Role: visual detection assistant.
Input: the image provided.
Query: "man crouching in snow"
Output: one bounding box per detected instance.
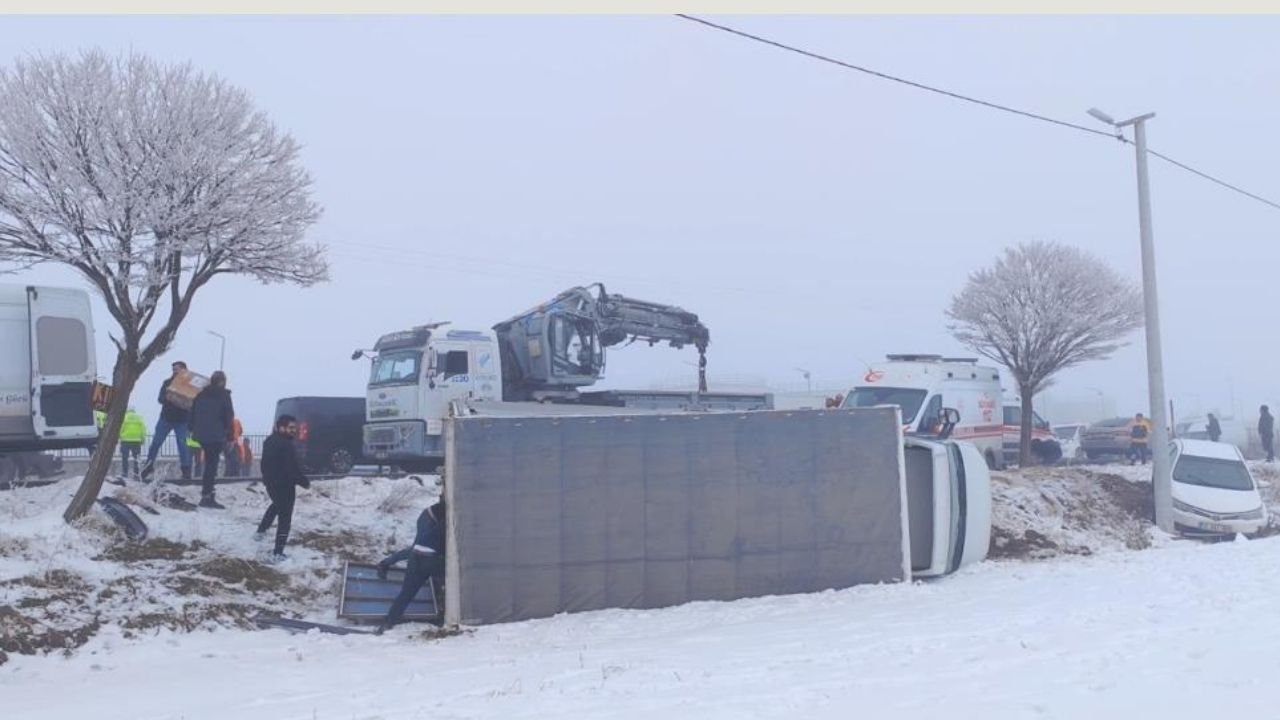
[376,497,446,633]
[256,414,311,560]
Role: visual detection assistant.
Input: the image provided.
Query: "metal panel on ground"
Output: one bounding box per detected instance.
[444,407,906,626]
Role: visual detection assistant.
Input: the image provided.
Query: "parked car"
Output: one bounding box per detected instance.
[1081,417,1133,461]
[273,397,367,475]
[1053,423,1088,463]
[1175,415,1248,451]
[1169,439,1268,537]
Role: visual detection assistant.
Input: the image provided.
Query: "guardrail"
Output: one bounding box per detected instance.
[53,434,270,458]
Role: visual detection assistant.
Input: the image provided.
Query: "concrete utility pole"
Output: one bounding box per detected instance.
[1088,107,1173,533]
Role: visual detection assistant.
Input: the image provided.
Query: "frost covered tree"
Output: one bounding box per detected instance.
[946,241,1143,467]
[0,51,325,521]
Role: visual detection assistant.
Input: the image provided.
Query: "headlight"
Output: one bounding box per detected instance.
[1173,499,1207,516]
[1238,506,1266,521]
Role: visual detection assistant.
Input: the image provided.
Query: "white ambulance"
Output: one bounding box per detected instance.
[843,354,1006,469]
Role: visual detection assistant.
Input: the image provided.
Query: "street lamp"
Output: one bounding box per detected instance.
[1088,106,1173,533]
[207,330,226,371]
[794,367,812,393]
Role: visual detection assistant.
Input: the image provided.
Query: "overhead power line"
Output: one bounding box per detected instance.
[675,14,1280,214]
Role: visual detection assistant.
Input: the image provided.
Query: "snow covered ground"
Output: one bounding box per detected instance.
[5,531,1280,719]
[4,462,1280,718]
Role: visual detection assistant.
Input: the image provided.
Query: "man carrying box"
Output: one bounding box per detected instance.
[141,361,194,482]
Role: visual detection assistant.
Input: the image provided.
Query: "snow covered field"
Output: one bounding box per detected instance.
[3,463,1279,718]
[5,532,1280,719]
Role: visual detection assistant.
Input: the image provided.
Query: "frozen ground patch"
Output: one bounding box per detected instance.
[0,474,436,665]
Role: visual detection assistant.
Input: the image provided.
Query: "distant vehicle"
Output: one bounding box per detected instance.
[1002,401,1061,465]
[273,397,367,475]
[1052,423,1089,463]
[1081,417,1134,461]
[1169,439,1268,537]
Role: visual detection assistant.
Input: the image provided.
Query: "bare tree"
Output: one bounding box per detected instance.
[946,241,1143,467]
[0,50,326,521]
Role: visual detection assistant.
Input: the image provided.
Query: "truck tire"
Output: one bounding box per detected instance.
[328,449,354,476]
[984,449,1001,471]
[0,456,15,487]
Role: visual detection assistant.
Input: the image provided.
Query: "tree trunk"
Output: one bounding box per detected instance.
[63,352,141,522]
[1019,387,1034,468]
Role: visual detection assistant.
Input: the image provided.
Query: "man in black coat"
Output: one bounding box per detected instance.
[141,361,194,481]
[190,370,235,508]
[256,414,311,559]
[1207,413,1223,443]
[376,498,447,633]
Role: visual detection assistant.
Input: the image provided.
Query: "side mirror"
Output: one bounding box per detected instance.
[937,407,961,439]
[350,349,364,361]
[426,350,438,389]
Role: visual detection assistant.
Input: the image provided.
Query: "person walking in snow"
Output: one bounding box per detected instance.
[141,361,194,482]
[119,407,147,478]
[256,415,310,559]
[376,497,447,633]
[1206,413,1222,443]
[1260,405,1275,462]
[190,370,235,509]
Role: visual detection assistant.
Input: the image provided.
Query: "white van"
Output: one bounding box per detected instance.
[1169,439,1268,537]
[844,354,1005,469]
[0,284,98,456]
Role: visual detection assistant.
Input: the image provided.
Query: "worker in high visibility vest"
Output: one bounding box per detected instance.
[119,408,147,478]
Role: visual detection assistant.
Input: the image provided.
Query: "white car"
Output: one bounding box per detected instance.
[1052,423,1088,463]
[1169,439,1269,537]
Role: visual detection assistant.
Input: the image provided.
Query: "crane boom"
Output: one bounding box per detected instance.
[492,283,710,401]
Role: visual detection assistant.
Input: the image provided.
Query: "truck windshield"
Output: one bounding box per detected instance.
[843,387,928,423]
[369,350,421,386]
[1172,455,1255,491]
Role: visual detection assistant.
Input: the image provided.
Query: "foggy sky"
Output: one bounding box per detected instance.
[2,15,1276,431]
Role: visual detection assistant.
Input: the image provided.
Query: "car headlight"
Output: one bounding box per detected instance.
[1173,499,1206,516]
[1238,506,1266,521]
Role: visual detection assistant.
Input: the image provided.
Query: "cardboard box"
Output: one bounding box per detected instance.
[165,370,209,411]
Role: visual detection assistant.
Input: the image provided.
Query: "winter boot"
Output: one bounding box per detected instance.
[180,465,193,481]
[199,494,226,510]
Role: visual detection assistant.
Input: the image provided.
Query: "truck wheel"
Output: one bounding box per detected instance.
[329,449,354,476]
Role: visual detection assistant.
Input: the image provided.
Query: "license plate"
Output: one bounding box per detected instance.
[375,451,388,459]
[1197,520,1232,533]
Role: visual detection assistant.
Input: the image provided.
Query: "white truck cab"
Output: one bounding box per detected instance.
[361,325,502,470]
[845,354,1006,469]
[904,434,992,577]
[0,284,98,476]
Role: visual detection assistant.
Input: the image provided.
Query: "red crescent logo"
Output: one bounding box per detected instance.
[864,370,884,382]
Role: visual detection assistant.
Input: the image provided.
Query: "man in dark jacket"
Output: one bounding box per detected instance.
[190,371,235,508]
[376,498,447,633]
[1207,413,1223,443]
[256,414,311,559]
[1260,405,1275,462]
[141,361,194,481]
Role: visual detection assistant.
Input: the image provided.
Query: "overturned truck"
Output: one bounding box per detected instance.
[436,402,990,626]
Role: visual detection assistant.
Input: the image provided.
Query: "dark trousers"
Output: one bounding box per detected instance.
[257,482,297,554]
[120,442,141,477]
[1265,434,1275,462]
[1128,442,1150,464]
[201,441,225,499]
[385,553,443,628]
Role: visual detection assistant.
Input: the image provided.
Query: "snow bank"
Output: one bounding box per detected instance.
[0,474,437,665]
[5,530,1280,719]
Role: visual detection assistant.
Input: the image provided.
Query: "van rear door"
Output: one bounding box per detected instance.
[27,286,95,441]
